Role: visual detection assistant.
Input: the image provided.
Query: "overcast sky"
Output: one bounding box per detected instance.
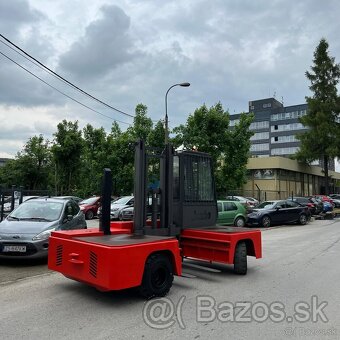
[1,0,340,159]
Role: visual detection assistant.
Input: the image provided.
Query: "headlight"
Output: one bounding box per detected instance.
[111,207,119,212]
[80,206,85,210]
[32,228,55,241]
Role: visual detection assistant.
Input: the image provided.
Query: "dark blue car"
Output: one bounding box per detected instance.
[247,200,310,228]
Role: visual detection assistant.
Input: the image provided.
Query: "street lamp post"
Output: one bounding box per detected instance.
[165,82,190,144]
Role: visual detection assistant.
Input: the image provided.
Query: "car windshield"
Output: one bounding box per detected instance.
[80,197,98,205]
[9,201,63,221]
[112,197,132,205]
[256,201,276,209]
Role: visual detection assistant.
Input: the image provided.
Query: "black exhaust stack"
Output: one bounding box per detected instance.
[99,168,112,235]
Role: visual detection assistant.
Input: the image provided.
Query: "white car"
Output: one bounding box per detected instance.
[98,196,134,220]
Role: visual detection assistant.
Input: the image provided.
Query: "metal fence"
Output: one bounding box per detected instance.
[0,186,51,222]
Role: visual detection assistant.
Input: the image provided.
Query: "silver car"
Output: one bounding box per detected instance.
[0,197,87,259]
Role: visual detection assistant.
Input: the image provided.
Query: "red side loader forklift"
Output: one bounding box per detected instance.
[48,140,262,298]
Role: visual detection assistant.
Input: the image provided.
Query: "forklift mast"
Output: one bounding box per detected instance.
[133,139,217,236]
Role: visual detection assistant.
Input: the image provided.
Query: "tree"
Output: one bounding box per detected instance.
[173,103,254,195]
[0,135,52,190]
[51,120,83,195]
[296,38,340,194]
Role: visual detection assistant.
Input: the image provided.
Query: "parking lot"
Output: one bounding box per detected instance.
[1,217,339,339]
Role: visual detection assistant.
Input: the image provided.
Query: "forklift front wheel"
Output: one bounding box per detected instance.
[139,253,174,299]
[233,241,247,275]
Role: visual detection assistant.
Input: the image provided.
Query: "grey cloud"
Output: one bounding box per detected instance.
[0,0,43,37]
[58,5,137,79]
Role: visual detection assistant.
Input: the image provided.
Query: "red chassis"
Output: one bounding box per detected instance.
[48,221,262,292]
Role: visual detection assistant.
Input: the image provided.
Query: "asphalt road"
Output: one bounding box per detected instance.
[0,219,339,340]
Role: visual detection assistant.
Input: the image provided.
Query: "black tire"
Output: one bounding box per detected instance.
[299,213,307,225]
[139,253,173,299]
[261,215,271,228]
[234,241,247,275]
[234,216,246,228]
[85,210,94,220]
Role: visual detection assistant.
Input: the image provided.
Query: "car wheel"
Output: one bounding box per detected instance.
[85,210,94,220]
[299,213,307,225]
[234,216,245,228]
[234,241,247,275]
[261,215,271,228]
[139,253,173,298]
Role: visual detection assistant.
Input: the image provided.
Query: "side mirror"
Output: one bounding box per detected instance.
[276,206,280,210]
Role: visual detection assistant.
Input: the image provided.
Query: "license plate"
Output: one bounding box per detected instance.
[2,245,26,252]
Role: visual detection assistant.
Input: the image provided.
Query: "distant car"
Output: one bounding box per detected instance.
[119,206,134,220]
[313,195,334,206]
[225,195,254,208]
[54,196,83,204]
[79,196,101,220]
[322,201,334,213]
[245,197,259,206]
[247,200,310,228]
[0,197,87,259]
[217,200,247,227]
[108,196,134,220]
[287,197,322,215]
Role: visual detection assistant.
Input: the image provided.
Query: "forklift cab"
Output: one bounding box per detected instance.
[133,140,217,236]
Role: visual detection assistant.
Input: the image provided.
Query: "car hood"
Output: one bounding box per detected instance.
[0,219,58,234]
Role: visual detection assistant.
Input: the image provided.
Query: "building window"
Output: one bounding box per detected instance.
[250,132,269,141]
[271,110,307,121]
[249,121,269,130]
[271,123,304,132]
[271,147,299,155]
[250,143,270,152]
[263,103,272,108]
[271,135,297,143]
[253,169,275,179]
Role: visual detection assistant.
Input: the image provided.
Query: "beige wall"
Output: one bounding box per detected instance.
[242,157,340,200]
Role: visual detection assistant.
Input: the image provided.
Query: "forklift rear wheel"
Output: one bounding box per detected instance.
[139,253,174,299]
[233,241,247,275]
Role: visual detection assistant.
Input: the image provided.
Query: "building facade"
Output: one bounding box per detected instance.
[230,98,335,170]
[244,157,340,200]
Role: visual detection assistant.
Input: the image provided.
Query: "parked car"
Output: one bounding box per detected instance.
[79,196,101,220]
[119,206,134,220]
[287,196,322,215]
[0,197,87,259]
[225,195,254,208]
[108,196,134,220]
[322,201,334,213]
[116,197,161,221]
[54,196,83,204]
[247,200,310,228]
[245,197,259,207]
[217,200,247,227]
[313,195,334,206]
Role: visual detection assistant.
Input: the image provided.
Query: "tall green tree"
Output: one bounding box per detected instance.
[296,38,340,194]
[51,120,83,195]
